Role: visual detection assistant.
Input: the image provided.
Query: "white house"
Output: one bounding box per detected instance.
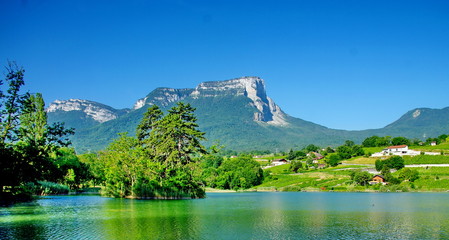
[386,145,409,154]
[271,159,288,166]
[371,145,420,157]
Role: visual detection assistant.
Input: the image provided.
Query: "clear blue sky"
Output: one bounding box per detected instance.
[1,0,448,130]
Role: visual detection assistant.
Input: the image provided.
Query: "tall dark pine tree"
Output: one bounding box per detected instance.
[139,102,207,198]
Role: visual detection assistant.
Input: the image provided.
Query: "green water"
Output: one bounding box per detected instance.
[1,192,448,239]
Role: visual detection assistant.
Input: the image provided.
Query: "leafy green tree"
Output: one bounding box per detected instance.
[289,160,303,173]
[376,136,391,147]
[362,136,381,147]
[286,149,296,160]
[344,140,355,147]
[388,156,405,170]
[352,171,372,186]
[438,134,448,142]
[336,145,352,159]
[327,154,341,167]
[52,148,92,189]
[78,153,105,186]
[324,147,335,154]
[304,144,320,153]
[391,137,411,146]
[99,133,146,197]
[0,62,29,143]
[375,156,404,171]
[375,159,383,172]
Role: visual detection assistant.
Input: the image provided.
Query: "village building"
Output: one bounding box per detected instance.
[308,152,324,164]
[369,175,387,185]
[371,145,420,157]
[270,159,288,167]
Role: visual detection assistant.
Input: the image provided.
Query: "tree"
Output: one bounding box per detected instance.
[375,156,404,171]
[0,62,74,202]
[0,61,29,143]
[304,144,320,153]
[352,171,372,186]
[391,137,410,146]
[286,149,296,160]
[362,136,381,147]
[327,154,341,167]
[136,105,163,142]
[438,134,448,142]
[336,145,352,159]
[344,140,355,147]
[99,133,146,197]
[289,160,303,173]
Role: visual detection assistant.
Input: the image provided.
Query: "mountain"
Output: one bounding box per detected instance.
[379,107,449,139]
[46,99,129,130]
[47,77,449,153]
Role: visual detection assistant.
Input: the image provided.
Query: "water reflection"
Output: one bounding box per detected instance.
[1,193,449,239]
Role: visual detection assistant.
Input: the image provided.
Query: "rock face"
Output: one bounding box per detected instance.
[133,76,288,125]
[46,99,122,123]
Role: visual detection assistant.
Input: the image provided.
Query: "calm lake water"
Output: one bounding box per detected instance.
[1,192,448,239]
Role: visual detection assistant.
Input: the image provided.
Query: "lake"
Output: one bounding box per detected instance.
[1,192,448,239]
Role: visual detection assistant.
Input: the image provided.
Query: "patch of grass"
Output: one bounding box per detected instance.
[259,171,350,190]
[341,157,376,165]
[410,142,449,153]
[266,164,292,174]
[414,167,449,177]
[403,155,449,164]
[414,178,449,191]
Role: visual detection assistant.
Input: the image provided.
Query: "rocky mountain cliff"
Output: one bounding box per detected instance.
[47,77,449,153]
[132,77,287,125]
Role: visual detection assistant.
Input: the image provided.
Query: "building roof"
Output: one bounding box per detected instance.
[272,159,287,162]
[386,145,408,149]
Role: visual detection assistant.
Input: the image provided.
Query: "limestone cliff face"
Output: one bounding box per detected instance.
[48,77,288,126]
[133,88,193,109]
[46,99,123,123]
[134,76,288,125]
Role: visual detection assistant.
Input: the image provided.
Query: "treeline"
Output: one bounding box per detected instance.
[0,62,87,204]
[362,135,448,148]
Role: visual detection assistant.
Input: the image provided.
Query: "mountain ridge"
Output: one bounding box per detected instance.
[46,77,449,153]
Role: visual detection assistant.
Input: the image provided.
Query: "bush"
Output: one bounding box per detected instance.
[26,181,70,195]
[279,186,302,192]
[375,156,404,171]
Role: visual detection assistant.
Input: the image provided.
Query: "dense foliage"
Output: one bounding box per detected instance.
[201,155,264,190]
[327,140,365,166]
[375,156,405,171]
[362,134,448,148]
[0,62,76,203]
